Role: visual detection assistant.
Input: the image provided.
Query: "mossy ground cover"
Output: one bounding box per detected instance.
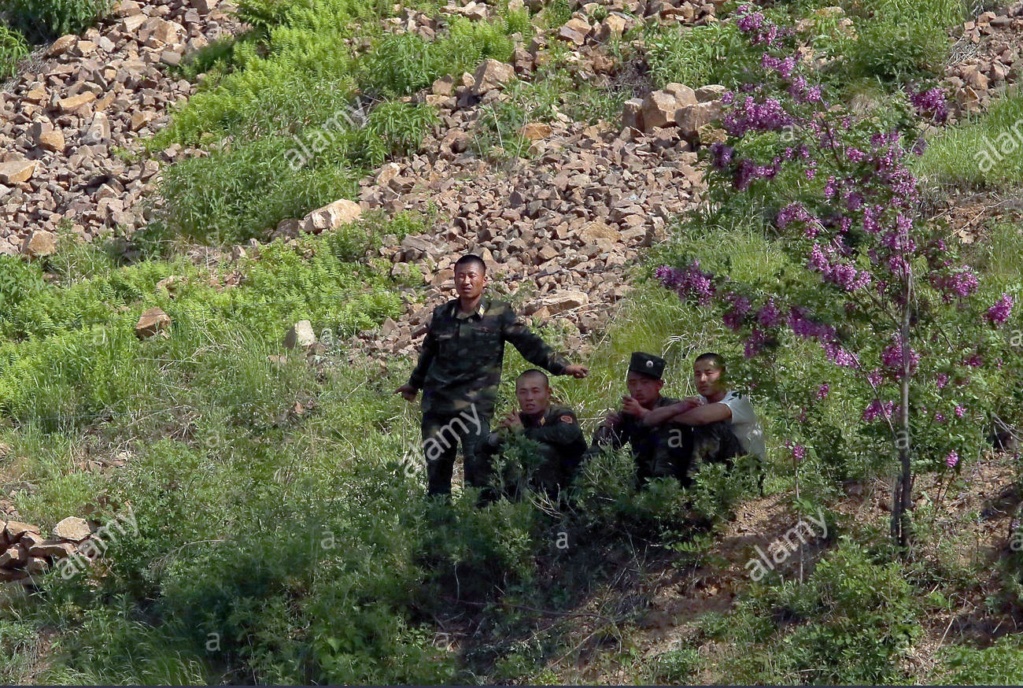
[2,0,1023,683]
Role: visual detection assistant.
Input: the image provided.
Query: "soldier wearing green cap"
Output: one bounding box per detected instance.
[588,351,689,487]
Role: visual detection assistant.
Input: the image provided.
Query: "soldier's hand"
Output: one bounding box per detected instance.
[499,410,522,430]
[621,395,648,418]
[602,411,622,428]
[395,384,419,402]
[564,364,589,379]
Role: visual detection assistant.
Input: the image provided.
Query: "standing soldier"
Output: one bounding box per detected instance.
[395,254,589,502]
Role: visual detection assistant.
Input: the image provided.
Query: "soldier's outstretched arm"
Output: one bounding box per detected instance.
[643,399,700,426]
[501,308,571,375]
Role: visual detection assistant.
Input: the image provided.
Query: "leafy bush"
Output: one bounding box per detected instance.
[4,0,113,42]
[645,21,754,89]
[915,90,1023,190]
[160,133,361,243]
[845,0,967,82]
[357,16,518,98]
[365,100,439,157]
[650,645,702,683]
[764,539,922,683]
[938,634,1023,684]
[357,33,441,98]
[0,25,28,81]
[654,6,1018,546]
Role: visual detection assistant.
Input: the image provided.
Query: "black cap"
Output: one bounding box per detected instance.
[629,352,665,380]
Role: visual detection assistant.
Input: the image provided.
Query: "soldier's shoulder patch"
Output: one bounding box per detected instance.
[559,414,575,424]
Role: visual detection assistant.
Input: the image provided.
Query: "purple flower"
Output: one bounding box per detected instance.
[954,404,966,418]
[931,267,979,302]
[822,341,859,368]
[935,373,949,389]
[761,53,796,79]
[744,327,768,358]
[735,5,765,33]
[757,298,782,328]
[986,293,1014,326]
[792,444,806,460]
[656,261,715,305]
[909,86,949,124]
[946,450,959,469]
[788,308,836,341]
[867,369,883,387]
[965,354,983,368]
[777,202,813,229]
[723,96,793,137]
[880,335,919,377]
[934,412,945,423]
[863,399,895,422]
[710,142,734,169]
[816,383,829,401]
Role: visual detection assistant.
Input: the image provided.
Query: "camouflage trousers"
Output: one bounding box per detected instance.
[421,408,492,499]
[673,421,746,486]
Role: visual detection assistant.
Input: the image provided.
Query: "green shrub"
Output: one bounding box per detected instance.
[915,90,1023,190]
[4,0,113,42]
[160,133,360,243]
[650,645,702,683]
[645,21,754,89]
[357,16,518,98]
[357,32,441,98]
[845,0,967,82]
[365,100,439,157]
[0,25,29,81]
[938,634,1023,684]
[766,539,922,683]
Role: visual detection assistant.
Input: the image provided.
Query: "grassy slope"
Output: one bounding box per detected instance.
[1,0,1023,684]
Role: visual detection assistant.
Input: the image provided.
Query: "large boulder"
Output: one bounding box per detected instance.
[135,307,171,339]
[472,59,515,95]
[53,517,91,542]
[301,199,362,234]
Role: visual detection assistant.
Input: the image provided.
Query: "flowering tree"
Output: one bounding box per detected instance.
[656,5,1017,548]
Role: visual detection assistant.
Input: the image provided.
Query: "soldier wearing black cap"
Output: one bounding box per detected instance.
[588,351,689,487]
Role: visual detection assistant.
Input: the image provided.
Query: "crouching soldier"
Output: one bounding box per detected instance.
[481,370,587,501]
[642,352,766,489]
[588,352,690,488]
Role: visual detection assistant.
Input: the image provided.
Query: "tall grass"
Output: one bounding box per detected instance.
[915,89,1023,190]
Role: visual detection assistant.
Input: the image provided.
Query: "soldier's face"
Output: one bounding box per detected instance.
[694,360,724,397]
[516,375,551,415]
[454,263,486,300]
[626,372,663,406]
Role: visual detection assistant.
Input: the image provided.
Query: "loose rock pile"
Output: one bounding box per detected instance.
[0,517,93,584]
[0,0,244,256]
[340,95,707,359]
[943,5,1023,117]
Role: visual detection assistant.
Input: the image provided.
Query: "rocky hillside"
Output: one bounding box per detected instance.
[1,0,1023,684]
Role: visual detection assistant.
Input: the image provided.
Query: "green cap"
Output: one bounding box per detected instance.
[629,352,665,380]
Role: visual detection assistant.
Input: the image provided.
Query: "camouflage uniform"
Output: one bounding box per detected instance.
[482,406,587,499]
[408,297,570,497]
[589,395,688,486]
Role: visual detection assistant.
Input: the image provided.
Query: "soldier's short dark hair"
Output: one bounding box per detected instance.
[517,369,549,386]
[454,254,487,274]
[695,352,726,374]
